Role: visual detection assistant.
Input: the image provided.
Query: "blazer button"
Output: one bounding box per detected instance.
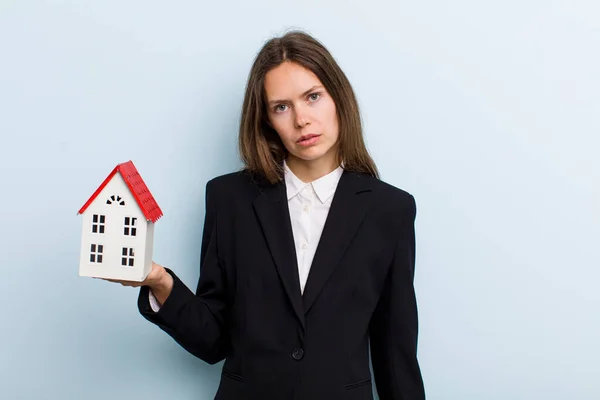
[291,348,304,360]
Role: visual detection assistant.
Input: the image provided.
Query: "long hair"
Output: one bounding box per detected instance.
[238,30,379,184]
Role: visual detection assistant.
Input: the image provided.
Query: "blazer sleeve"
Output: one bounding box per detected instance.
[369,194,426,399]
[138,179,229,365]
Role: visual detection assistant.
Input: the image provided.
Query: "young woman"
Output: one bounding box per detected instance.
[110,30,425,399]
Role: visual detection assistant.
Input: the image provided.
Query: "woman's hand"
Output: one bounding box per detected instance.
[101,261,174,305]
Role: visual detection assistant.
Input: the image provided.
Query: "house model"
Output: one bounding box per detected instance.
[77,160,163,281]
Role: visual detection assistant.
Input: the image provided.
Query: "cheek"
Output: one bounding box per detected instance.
[323,101,339,135]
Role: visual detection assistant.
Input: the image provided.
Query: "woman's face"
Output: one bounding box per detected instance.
[264,61,339,166]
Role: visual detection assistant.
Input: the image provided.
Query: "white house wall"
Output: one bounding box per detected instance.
[144,221,155,277]
[79,173,151,281]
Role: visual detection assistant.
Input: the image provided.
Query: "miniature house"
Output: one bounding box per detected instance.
[77,161,163,281]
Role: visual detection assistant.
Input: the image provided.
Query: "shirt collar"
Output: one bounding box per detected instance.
[283,159,344,204]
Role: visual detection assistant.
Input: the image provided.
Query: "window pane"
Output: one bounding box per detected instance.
[132,218,137,226]
[98,245,103,253]
[90,254,95,262]
[124,217,130,225]
[97,255,103,263]
[100,215,105,223]
[129,248,134,257]
[91,244,96,252]
[128,258,134,267]
[99,225,105,234]
[93,215,98,223]
[122,248,127,256]
[122,258,127,266]
[92,225,97,233]
[124,227,129,235]
[131,228,137,236]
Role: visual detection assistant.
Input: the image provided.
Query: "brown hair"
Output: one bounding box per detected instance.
[238,30,379,184]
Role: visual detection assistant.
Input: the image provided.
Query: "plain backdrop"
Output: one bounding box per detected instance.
[1,1,598,399]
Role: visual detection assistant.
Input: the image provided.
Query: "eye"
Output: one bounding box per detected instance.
[308,92,321,102]
[274,104,288,113]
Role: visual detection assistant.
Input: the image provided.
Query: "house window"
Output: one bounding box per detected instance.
[122,247,135,267]
[92,214,105,234]
[124,217,137,236]
[106,195,125,206]
[90,244,104,263]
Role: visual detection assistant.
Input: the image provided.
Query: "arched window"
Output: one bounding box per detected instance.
[106,195,125,206]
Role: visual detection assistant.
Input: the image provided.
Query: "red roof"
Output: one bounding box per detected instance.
[78,160,163,223]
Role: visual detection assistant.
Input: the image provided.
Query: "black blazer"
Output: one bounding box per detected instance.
[138,168,425,400]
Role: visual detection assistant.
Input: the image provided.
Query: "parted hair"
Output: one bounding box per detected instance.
[238,30,379,184]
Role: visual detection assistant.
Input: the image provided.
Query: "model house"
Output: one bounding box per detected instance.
[77,160,163,281]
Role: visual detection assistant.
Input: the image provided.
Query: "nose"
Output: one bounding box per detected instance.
[294,105,311,129]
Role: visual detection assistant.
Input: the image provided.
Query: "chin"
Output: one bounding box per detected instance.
[291,148,334,163]
[286,139,338,161]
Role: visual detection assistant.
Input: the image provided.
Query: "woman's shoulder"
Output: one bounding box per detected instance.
[353,171,416,217]
[352,171,414,202]
[205,168,267,198]
[207,168,249,186]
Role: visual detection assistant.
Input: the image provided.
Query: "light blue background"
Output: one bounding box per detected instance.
[1,1,598,399]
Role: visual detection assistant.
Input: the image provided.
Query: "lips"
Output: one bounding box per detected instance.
[297,134,320,143]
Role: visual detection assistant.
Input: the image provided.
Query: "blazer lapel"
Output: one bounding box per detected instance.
[302,171,372,314]
[253,181,306,330]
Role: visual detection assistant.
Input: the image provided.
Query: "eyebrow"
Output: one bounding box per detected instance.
[267,85,324,106]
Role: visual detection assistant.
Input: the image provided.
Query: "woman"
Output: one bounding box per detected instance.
[111,30,425,399]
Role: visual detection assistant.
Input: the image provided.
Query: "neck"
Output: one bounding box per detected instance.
[285,154,340,183]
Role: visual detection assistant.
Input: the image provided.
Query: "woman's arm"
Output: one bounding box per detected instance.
[138,179,229,365]
[369,194,426,399]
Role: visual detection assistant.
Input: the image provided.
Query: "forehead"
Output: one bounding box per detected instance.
[264,62,323,98]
